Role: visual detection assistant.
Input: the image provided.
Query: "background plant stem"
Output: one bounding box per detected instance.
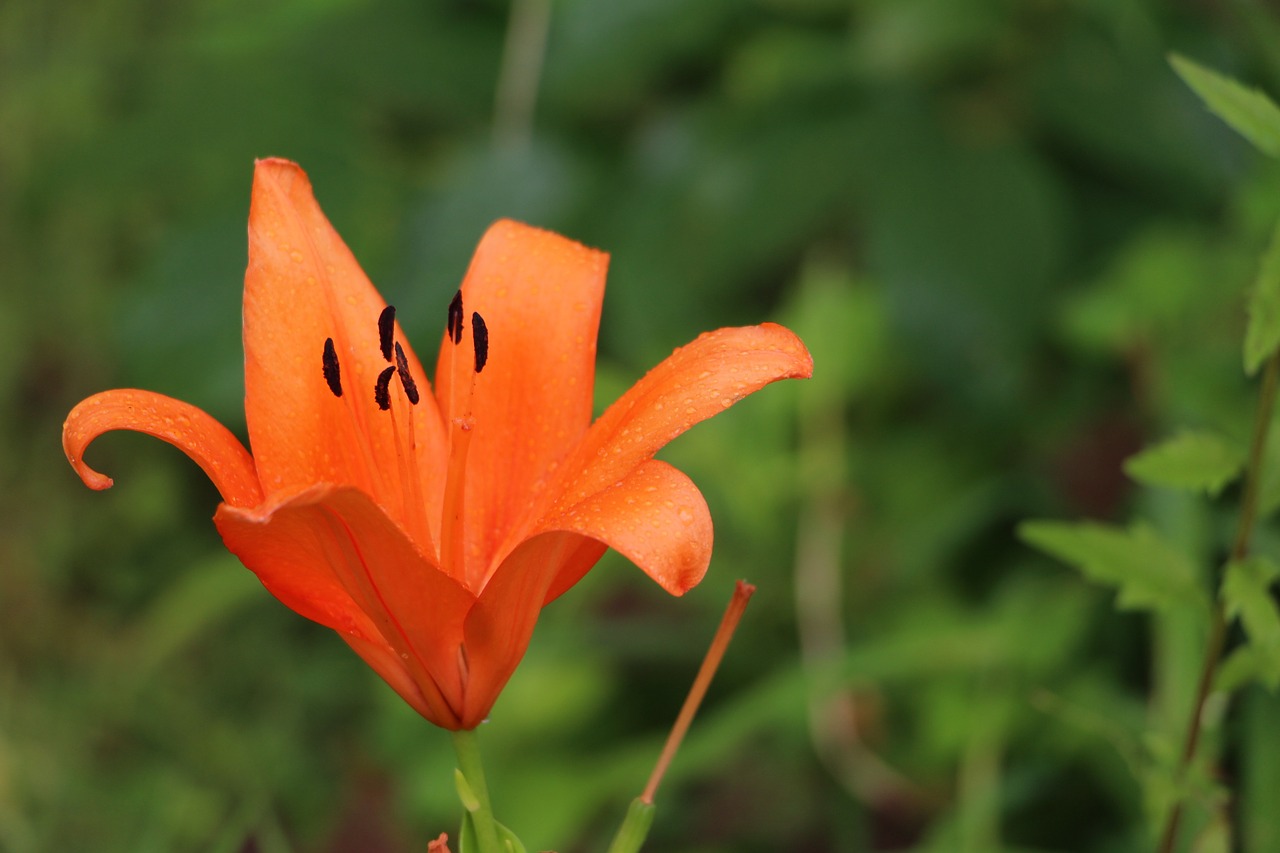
[1157,348,1280,853]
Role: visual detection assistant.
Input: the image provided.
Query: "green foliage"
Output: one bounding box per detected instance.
[1019,520,1210,616]
[1170,53,1280,158]
[459,814,527,853]
[1221,557,1280,689]
[1123,430,1245,496]
[1168,55,1280,374]
[1245,218,1280,374]
[9,0,1280,851]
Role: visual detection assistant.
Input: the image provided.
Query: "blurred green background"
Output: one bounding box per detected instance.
[5,1,1280,851]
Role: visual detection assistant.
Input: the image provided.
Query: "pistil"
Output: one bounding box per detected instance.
[440,293,489,588]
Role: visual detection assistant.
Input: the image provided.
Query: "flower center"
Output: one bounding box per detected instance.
[321,305,431,551]
[318,296,489,586]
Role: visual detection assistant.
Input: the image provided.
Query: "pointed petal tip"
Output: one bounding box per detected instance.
[253,156,303,177]
[755,321,814,379]
[250,158,313,206]
[478,218,609,268]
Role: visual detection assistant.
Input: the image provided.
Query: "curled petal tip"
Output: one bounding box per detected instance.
[63,405,116,490]
[62,389,263,508]
[65,452,114,491]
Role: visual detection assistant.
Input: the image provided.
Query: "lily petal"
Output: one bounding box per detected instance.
[435,220,608,581]
[63,389,263,508]
[550,323,813,514]
[215,485,474,727]
[343,631,447,724]
[540,459,712,601]
[461,530,596,726]
[243,159,446,551]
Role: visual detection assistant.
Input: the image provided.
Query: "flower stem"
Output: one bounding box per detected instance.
[1157,348,1280,853]
[452,728,502,853]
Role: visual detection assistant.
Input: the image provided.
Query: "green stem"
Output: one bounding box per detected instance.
[1157,348,1280,853]
[452,728,503,853]
[605,798,656,853]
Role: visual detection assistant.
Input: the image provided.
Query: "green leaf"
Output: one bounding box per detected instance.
[1123,429,1245,495]
[1019,520,1209,615]
[1245,218,1280,374]
[1215,646,1273,694]
[1169,53,1280,157]
[1222,557,1280,689]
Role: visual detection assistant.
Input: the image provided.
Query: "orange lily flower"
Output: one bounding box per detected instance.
[63,158,813,730]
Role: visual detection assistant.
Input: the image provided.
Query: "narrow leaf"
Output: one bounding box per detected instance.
[1124,429,1244,495]
[1019,520,1209,615]
[1222,557,1280,689]
[1170,53,1280,157]
[1245,218,1280,374]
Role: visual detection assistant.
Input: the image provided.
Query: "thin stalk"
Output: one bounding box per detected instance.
[452,728,502,853]
[641,580,756,805]
[606,580,756,853]
[1157,348,1280,853]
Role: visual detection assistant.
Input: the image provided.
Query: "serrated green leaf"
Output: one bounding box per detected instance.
[1170,53,1280,157]
[1222,557,1280,689]
[1245,218,1280,374]
[1019,520,1209,615]
[1123,430,1244,495]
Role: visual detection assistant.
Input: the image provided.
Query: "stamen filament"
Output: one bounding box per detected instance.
[441,404,475,585]
[388,385,433,553]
